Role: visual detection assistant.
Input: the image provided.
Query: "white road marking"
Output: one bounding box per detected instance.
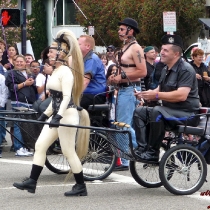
[108,173,137,184]
[0,159,33,165]
[0,181,123,191]
[1,158,209,202]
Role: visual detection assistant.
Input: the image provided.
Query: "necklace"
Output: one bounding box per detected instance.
[123,37,136,45]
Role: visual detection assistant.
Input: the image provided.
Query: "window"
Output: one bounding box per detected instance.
[54,0,77,26]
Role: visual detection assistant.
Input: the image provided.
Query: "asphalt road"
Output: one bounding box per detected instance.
[0,150,210,210]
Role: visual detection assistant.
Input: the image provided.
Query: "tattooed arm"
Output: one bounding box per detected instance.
[111,44,147,83]
[129,44,147,79]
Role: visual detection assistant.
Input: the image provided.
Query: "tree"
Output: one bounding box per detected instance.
[27,0,48,59]
[76,0,206,49]
[140,0,206,47]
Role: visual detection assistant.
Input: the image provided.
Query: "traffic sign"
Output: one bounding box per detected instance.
[1,9,20,27]
[163,11,176,32]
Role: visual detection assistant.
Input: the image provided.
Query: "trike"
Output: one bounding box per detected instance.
[0,106,209,195]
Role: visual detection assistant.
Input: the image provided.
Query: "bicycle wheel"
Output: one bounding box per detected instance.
[45,144,70,174]
[159,144,207,195]
[45,132,117,180]
[82,131,117,181]
[129,146,166,188]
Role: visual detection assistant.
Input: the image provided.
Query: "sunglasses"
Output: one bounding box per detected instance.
[107,49,114,52]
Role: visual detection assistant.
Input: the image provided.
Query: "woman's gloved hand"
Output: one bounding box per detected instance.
[37,113,49,122]
[49,114,63,128]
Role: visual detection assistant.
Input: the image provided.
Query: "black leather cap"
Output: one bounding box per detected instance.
[161,34,184,50]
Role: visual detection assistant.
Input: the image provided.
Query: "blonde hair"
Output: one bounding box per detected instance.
[55,30,90,178]
[80,34,95,49]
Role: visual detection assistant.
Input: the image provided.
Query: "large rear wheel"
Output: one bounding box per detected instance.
[159,144,207,195]
[82,131,117,181]
[45,131,117,181]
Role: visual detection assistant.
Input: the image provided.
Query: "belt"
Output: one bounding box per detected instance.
[120,63,136,68]
[118,81,140,88]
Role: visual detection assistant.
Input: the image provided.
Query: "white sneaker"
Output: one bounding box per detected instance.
[23,148,33,156]
[15,147,28,156]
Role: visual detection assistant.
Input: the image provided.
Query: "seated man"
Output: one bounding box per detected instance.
[78,35,106,110]
[133,34,200,162]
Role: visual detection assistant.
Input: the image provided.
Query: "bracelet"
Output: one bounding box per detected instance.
[121,72,127,79]
[156,93,159,100]
[23,82,25,87]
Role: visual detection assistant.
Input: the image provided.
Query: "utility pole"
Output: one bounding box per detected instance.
[21,0,26,55]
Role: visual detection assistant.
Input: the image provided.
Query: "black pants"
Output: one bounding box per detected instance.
[133,106,199,148]
[80,94,106,110]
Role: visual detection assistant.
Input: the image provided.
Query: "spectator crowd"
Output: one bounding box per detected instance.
[0,18,210,172]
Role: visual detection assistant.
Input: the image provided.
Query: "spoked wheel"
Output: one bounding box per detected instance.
[159,144,207,195]
[45,132,117,180]
[45,140,70,174]
[82,131,117,181]
[130,161,161,188]
[129,146,166,188]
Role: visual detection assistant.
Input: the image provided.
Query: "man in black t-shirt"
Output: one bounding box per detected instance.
[133,34,200,162]
[144,46,156,90]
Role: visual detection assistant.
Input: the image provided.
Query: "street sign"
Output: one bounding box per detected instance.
[88,26,94,36]
[163,11,176,32]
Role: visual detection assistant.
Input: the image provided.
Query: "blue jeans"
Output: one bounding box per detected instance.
[116,86,140,166]
[0,107,6,153]
[12,103,32,151]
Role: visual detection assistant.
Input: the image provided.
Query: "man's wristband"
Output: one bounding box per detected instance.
[23,82,25,87]
[156,93,159,100]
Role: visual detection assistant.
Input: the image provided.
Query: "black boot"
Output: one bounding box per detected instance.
[137,122,165,163]
[133,113,150,155]
[64,171,87,196]
[64,183,87,196]
[13,178,37,193]
[13,164,43,194]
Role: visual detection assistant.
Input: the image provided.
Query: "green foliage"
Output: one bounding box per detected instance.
[76,0,206,49]
[27,0,48,59]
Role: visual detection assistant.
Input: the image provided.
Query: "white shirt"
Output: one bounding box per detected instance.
[105,60,116,75]
[0,74,8,107]
[36,73,48,99]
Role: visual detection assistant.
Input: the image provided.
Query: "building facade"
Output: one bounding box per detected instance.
[44,0,105,53]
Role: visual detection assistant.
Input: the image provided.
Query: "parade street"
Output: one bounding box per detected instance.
[0,151,210,210]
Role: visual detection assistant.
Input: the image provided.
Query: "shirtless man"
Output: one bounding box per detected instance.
[108,17,146,170]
